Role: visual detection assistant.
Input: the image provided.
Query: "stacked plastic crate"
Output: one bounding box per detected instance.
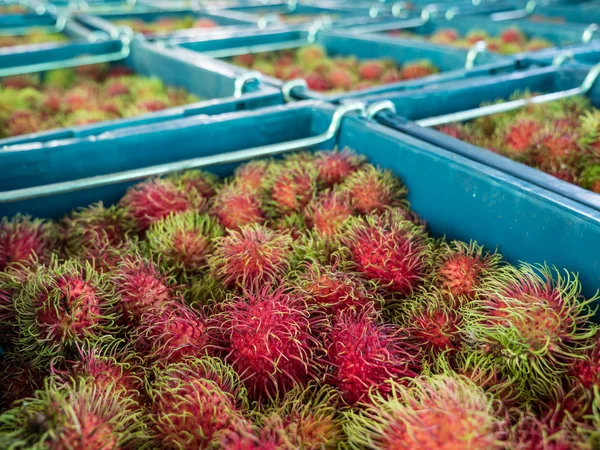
[2,1,600,449]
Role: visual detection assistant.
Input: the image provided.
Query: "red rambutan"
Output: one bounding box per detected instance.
[208,223,293,289]
[313,148,365,187]
[211,183,267,230]
[0,353,44,412]
[119,178,207,232]
[167,170,219,200]
[304,72,330,91]
[324,309,420,405]
[499,117,542,161]
[233,54,255,68]
[401,60,438,80]
[233,159,272,193]
[327,68,355,91]
[0,214,57,271]
[4,110,44,136]
[500,27,525,45]
[304,190,354,237]
[358,60,385,81]
[268,162,318,216]
[212,285,321,400]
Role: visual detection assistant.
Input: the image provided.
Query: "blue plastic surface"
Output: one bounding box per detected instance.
[75,9,257,41]
[0,39,281,146]
[345,14,598,56]
[520,41,600,66]
[0,14,98,44]
[526,2,600,24]
[354,63,600,212]
[1,101,599,300]
[174,28,517,102]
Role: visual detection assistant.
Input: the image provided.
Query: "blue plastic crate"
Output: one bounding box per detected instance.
[0,38,281,146]
[519,41,600,66]
[75,9,258,41]
[1,100,599,299]
[353,63,600,212]
[172,28,516,102]
[43,0,158,14]
[491,1,600,24]
[345,14,598,57]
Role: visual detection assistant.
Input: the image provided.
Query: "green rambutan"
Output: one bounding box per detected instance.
[112,256,175,324]
[148,356,248,449]
[291,262,380,315]
[62,202,137,271]
[133,301,211,365]
[211,183,267,230]
[14,258,121,370]
[211,285,321,401]
[268,162,318,216]
[430,240,503,305]
[182,274,227,309]
[0,214,58,271]
[343,374,507,450]
[271,212,307,240]
[297,46,327,67]
[337,166,408,215]
[579,165,600,194]
[208,223,293,289]
[343,210,432,296]
[0,377,148,450]
[145,211,223,278]
[167,170,219,200]
[324,309,421,405]
[259,383,344,449]
[304,190,354,237]
[119,178,207,232]
[464,264,597,399]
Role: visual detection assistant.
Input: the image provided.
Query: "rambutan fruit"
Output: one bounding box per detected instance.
[304,71,330,91]
[182,274,227,309]
[511,407,587,450]
[233,159,272,193]
[208,223,293,289]
[268,161,318,216]
[0,377,148,450]
[232,53,255,68]
[401,60,438,80]
[324,309,420,405]
[14,258,121,370]
[466,30,490,45]
[211,183,267,231]
[112,256,175,324]
[214,418,282,449]
[133,301,211,365]
[167,169,219,200]
[75,63,109,82]
[381,68,402,84]
[119,178,207,232]
[45,68,75,89]
[4,110,44,136]
[259,383,344,449]
[430,28,460,44]
[500,27,526,45]
[534,124,581,170]
[327,68,355,91]
[271,212,307,240]
[62,202,137,271]
[343,374,507,450]
[358,60,385,81]
[343,210,432,296]
[304,190,354,237]
[211,285,321,401]
[297,46,327,67]
[2,74,40,90]
[580,165,600,193]
[430,240,503,305]
[337,165,408,215]
[0,214,58,271]
[106,66,134,79]
[464,264,597,399]
[0,265,34,345]
[497,117,542,162]
[313,148,365,187]
[567,334,600,391]
[524,38,553,52]
[291,262,379,315]
[148,356,248,449]
[104,79,131,98]
[0,353,44,412]
[145,211,222,278]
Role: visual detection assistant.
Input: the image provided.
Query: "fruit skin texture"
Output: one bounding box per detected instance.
[166,170,219,200]
[145,212,223,277]
[120,178,207,232]
[0,378,148,450]
[112,256,174,324]
[343,211,432,296]
[211,183,267,230]
[324,309,420,405]
[14,258,120,370]
[338,165,408,215]
[208,223,293,289]
[148,356,248,450]
[212,285,321,401]
[268,162,318,216]
[304,190,354,237]
[0,353,44,413]
[0,214,58,271]
[343,374,507,450]
[313,148,365,187]
[133,302,211,366]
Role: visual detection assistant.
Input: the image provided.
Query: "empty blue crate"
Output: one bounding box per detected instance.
[355,62,600,212]
[169,28,516,102]
[74,9,257,41]
[0,100,599,298]
[0,38,280,147]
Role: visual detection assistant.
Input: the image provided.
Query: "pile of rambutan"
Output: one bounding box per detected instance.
[0,63,199,138]
[230,44,439,92]
[438,92,600,194]
[113,16,218,35]
[390,26,553,54]
[0,28,68,48]
[1,148,599,449]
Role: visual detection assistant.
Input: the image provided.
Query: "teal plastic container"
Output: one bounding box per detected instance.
[173,28,516,102]
[0,13,101,45]
[353,63,600,212]
[0,39,281,146]
[1,101,599,299]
